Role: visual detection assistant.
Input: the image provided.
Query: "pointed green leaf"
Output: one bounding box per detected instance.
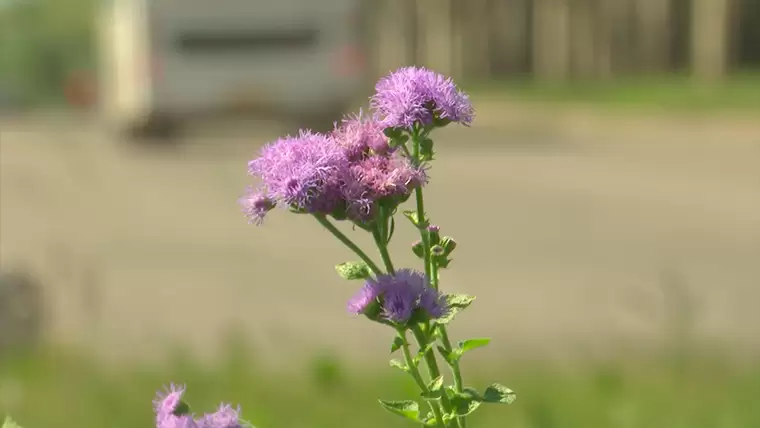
[483,383,517,404]
[390,336,404,354]
[389,359,408,372]
[378,400,422,422]
[2,417,22,428]
[437,294,475,324]
[459,338,491,355]
[403,210,420,227]
[335,261,372,280]
[421,390,443,401]
[387,216,396,244]
[427,375,444,392]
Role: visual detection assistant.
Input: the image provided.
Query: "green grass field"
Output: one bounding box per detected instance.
[2,343,759,428]
[466,72,760,112]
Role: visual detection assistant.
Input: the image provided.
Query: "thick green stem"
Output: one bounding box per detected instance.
[397,329,446,428]
[412,326,461,428]
[313,214,383,275]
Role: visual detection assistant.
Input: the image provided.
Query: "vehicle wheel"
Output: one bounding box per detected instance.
[120,113,181,143]
[0,268,44,354]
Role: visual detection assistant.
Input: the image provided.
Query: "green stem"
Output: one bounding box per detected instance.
[397,329,446,428]
[412,325,461,428]
[373,224,395,274]
[313,214,383,275]
[410,130,434,287]
[430,253,467,428]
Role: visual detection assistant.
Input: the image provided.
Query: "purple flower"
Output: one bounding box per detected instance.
[159,415,199,428]
[342,154,427,222]
[332,110,392,160]
[238,189,276,225]
[353,269,447,323]
[371,66,474,130]
[347,282,382,314]
[154,384,187,420]
[197,404,244,428]
[246,130,348,215]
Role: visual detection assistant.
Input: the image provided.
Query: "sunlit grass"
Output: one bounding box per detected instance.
[2,342,759,428]
[466,71,760,111]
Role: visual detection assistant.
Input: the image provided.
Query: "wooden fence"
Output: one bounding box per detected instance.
[366,0,755,82]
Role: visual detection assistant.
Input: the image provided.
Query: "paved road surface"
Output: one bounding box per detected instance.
[1,110,759,366]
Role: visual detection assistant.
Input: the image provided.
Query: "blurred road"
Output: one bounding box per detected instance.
[1,109,759,366]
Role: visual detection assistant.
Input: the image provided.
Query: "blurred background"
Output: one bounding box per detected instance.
[1,0,759,427]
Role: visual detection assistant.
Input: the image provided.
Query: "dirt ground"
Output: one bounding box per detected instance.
[1,105,759,367]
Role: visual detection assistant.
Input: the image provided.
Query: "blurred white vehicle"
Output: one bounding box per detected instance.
[98,0,369,139]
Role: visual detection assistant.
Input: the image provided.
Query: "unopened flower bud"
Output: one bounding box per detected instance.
[412,240,425,259]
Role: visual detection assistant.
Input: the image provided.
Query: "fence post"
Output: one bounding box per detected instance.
[691,0,732,81]
[533,0,571,81]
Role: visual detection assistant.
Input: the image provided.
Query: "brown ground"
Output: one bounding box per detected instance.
[1,104,759,367]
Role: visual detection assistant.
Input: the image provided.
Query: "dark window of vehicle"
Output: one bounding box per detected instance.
[176,29,319,53]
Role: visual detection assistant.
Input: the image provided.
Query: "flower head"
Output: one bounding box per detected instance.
[238,189,276,225]
[247,130,348,215]
[159,415,199,428]
[332,110,392,160]
[154,384,188,420]
[342,154,427,222]
[197,404,244,428]
[354,269,448,324]
[371,66,474,129]
[347,281,383,314]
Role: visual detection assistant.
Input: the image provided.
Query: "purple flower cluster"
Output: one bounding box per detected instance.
[371,66,474,130]
[348,269,447,324]
[240,67,470,225]
[242,118,425,225]
[154,384,246,428]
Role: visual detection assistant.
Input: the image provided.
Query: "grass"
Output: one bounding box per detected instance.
[2,343,759,428]
[465,72,760,112]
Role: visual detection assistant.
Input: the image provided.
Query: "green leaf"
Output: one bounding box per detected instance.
[436,294,476,324]
[449,391,482,416]
[390,335,404,354]
[459,338,491,355]
[389,359,408,372]
[378,400,422,422]
[483,383,516,404]
[2,417,23,428]
[403,210,420,227]
[427,375,444,392]
[335,261,372,280]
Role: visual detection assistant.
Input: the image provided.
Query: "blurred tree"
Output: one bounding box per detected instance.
[0,0,96,104]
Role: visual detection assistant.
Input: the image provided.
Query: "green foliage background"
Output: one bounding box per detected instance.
[0,0,97,103]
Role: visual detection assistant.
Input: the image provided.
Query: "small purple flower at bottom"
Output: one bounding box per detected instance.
[154,384,187,420]
[350,269,448,324]
[197,404,244,428]
[158,415,198,428]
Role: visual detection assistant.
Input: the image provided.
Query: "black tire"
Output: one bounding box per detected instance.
[120,113,182,143]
